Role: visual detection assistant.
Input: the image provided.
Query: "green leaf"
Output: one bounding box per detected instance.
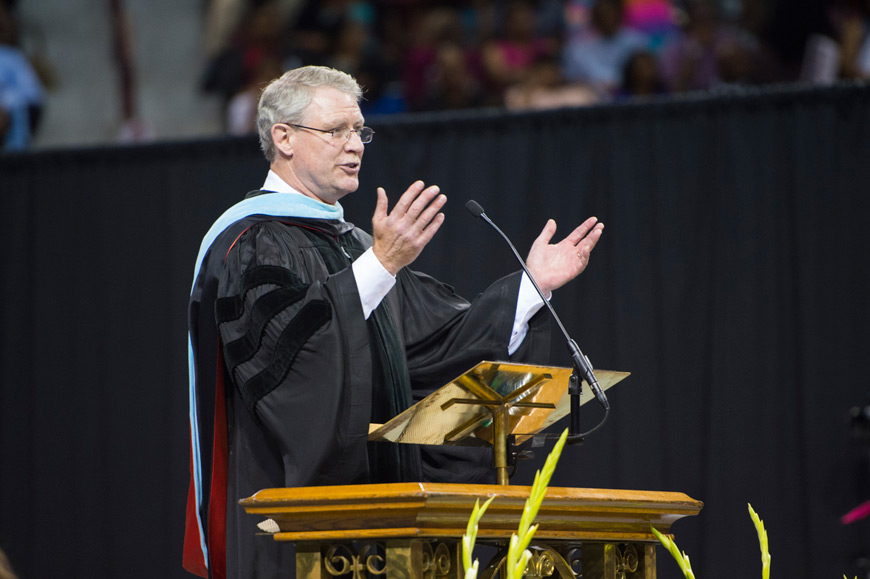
[748,504,771,579]
[461,496,495,577]
[651,526,696,579]
[464,559,479,579]
[506,429,569,579]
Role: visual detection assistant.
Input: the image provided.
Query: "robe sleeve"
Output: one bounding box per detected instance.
[216,221,374,487]
[398,269,551,393]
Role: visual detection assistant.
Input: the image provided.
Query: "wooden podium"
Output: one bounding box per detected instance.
[240,482,703,579]
[240,362,701,578]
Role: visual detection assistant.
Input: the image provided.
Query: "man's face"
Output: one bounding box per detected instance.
[283,86,366,205]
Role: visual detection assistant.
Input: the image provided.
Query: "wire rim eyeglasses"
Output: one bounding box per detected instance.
[286,123,374,144]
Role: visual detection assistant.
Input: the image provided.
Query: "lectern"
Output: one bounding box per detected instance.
[240,362,703,579]
[369,361,629,486]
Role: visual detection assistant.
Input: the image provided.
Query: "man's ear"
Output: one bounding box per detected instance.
[271,123,294,159]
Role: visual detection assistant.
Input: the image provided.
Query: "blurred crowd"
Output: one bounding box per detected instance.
[201,0,870,135]
[2,0,870,150]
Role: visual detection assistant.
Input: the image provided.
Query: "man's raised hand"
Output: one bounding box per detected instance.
[372,181,446,276]
[526,217,604,296]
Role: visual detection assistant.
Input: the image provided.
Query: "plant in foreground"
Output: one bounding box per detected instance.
[748,504,770,579]
[650,525,696,579]
[462,428,569,579]
[652,503,771,579]
[460,433,855,579]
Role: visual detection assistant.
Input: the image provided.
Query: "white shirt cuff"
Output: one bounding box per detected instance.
[508,273,548,355]
[352,247,396,319]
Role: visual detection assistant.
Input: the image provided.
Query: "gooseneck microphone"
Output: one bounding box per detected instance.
[465,200,609,441]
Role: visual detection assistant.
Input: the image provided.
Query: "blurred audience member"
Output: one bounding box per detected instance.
[759,0,836,81]
[799,33,840,83]
[420,41,484,110]
[404,7,481,111]
[290,0,355,67]
[837,0,870,78]
[327,19,369,74]
[201,0,298,62]
[617,49,667,97]
[537,0,568,39]
[0,1,44,151]
[459,0,498,47]
[202,0,289,108]
[226,54,283,135]
[202,0,249,59]
[481,0,558,105]
[327,9,403,114]
[562,0,649,96]
[357,65,406,115]
[659,1,758,91]
[505,55,598,109]
[623,0,678,51]
[564,0,595,43]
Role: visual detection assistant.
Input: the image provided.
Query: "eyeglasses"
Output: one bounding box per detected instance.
[287,123,374,144]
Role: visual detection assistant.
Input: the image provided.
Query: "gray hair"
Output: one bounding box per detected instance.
[257,66,363,162]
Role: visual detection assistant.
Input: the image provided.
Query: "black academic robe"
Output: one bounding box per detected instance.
[186,204,550,579]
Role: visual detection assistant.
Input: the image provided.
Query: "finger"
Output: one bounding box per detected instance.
[374,187,389,221]
[418,211,445,244]
[414,192,447,228]
[406,185,441,219]
[565,217,600,246]
[393,181,426,214]
[577,223,604,254]
[533,219,557,247]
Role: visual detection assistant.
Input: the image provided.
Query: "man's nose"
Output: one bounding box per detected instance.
[345,132,365,152]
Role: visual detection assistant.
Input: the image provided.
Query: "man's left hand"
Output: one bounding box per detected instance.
[526,217,604,296]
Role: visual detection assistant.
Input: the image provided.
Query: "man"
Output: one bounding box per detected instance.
[184,66,604,579]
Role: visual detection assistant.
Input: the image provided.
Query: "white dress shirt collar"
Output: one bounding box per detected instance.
[262,170,302,195]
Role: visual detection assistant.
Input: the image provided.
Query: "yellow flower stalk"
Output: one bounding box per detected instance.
[461,428,569,579]
[506,429,568,579]
[748,504,771,579]
[650,526,696,579]
[462,496,495,576]
[653,504,780,579]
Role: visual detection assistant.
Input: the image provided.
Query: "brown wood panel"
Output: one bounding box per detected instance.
[240,483,703,544]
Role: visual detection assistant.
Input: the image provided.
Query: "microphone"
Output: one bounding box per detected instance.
[465,200,610,420]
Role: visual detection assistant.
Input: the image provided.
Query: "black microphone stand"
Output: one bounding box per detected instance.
[465,200,609,446]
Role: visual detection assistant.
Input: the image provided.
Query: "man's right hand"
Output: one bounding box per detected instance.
[371,181,446,276]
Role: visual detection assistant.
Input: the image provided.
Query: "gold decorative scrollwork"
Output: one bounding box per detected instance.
[422,541,454,579]
[524,550,556,579]
[479,544,575,579]
[433,542,453,577]
[422,541,435,577]
[360,543,387,576]
[325,544,355,577]
[324,543,386,579]
[614,544,639,579]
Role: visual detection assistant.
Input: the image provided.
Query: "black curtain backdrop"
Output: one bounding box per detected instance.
[1,83,869,579]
